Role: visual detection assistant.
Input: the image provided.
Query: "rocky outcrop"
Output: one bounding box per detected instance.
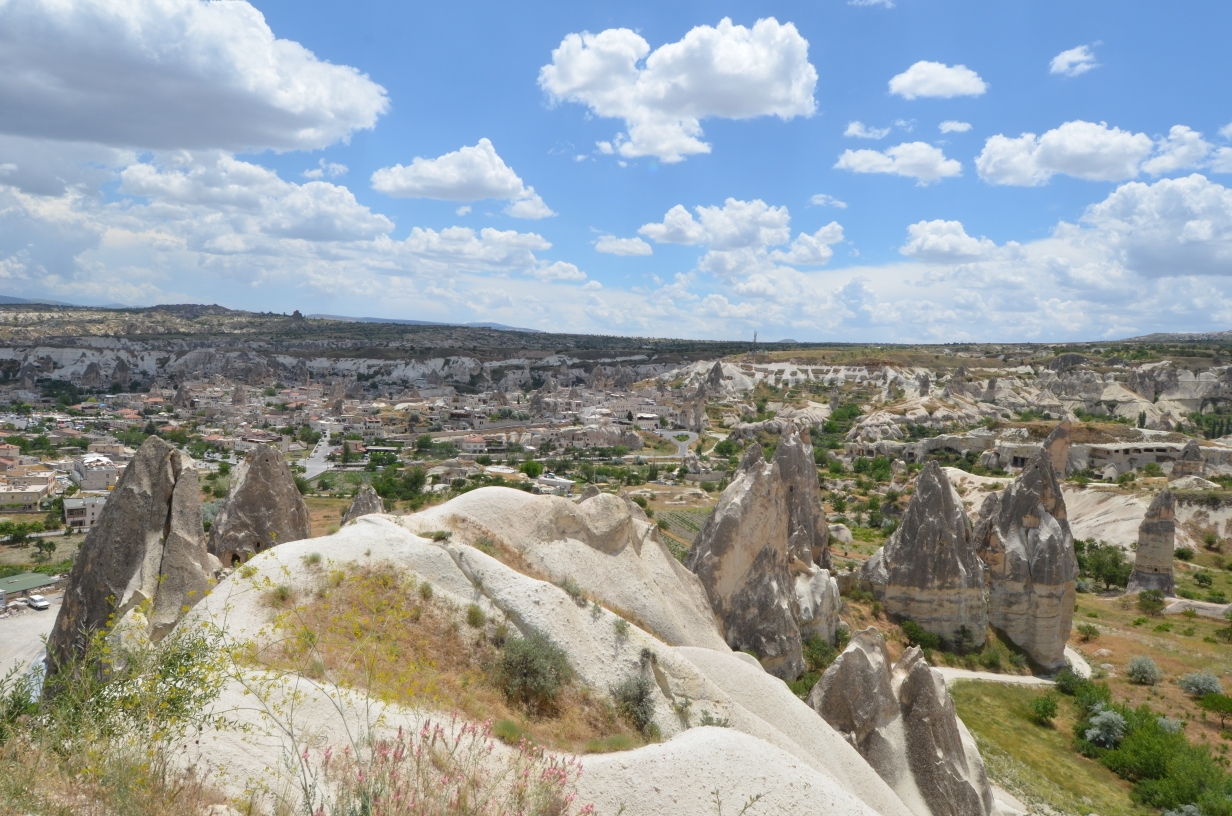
[1170,440,1206,480]
[404,485,726,651]
[207,444,310,565]
[111,357,130,386]
[862,461,987,646]
[776,425,830,569]
[80,361,103,388]
[973,447,1077,671]
[47,437,215,678]
[687,444,802,677]
[808,628,995,816]
[343,484,385,524]
[1128,490,1176,595]
[686,426,836,678]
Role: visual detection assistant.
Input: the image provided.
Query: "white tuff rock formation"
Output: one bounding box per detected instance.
[1127,490,1176,595]
[862,461,988,647]
[973,428,1078,671]
[808,628,996,816]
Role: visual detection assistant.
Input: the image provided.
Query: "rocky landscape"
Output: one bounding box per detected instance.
[6,310,1232,816]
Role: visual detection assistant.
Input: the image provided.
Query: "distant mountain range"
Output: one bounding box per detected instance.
[308,313,542,333]
[0,294,76,306]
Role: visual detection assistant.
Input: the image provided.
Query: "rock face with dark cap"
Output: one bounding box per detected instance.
[862,461,987,647]
[343,484,385,524]
[808,628,995,816]
[208,444,310,566]
[47,437,215,677]
[973,445,1077,671]
[1128,490,1176,595]
[687,425,836,678]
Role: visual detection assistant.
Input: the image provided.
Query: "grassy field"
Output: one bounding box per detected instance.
[0,533,82,567]
[305,495,353,537]
[952,681,1151,816]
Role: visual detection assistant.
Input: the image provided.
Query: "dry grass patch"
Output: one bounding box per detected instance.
[305,496,353,536]
[261,564,643,754]
[1071,594,1232,746]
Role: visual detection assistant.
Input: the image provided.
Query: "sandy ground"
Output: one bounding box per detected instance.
[0,590,60,679]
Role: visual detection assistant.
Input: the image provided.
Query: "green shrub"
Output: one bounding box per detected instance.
[901,619,941,650]
[496,631,572,713]
[1137,590,1166,616]
[1077,622,1100,641]
[1030,693,1059,725]
[1055,668,1082,696]
[1175,547,1195,561]
[418,581,433,600]
[611,674,656,734]
[466,603,486,628]
[1127,655,1164,685]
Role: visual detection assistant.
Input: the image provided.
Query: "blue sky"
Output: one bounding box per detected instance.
[1,0,1231,342]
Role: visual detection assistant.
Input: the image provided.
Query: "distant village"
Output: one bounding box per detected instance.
[0,366,725,535]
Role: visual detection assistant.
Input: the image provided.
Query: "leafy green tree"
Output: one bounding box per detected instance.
[1200,694,1232,728]
[520,460,543,479]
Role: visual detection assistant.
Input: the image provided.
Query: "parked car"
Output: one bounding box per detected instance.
[25,594,50,611]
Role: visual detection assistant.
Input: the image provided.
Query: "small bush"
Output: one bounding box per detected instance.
[1208,589,1228,604]
[270,583,294,605]
[1030,693,1059,725]
[1085,708,1128,748]
[1055,668,1083,695]
[497,631,573,713]
[613,618,630,638]
[611,674,656,734]
[1195,571,1214,587]
[418,580,433,600]
[1127,655,1164,685]
[1175,547,1195,562]
[1077,622,1100,641]
[466,603,486,628]
[302,551,323,567]
[1179,672,1223,697]
[1137,590,1166,616]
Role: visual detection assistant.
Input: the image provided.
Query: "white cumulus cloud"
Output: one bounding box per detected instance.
[539,17,817,163]
[303,159,348,179]
[370,139,554,219]
[640,198,791,249]
[939,120,972,133]
[888,61,987,99]
[1141,125,1213,175]
[595,235,652,256]
[1077,173,1232,278]
[834,142,962,184]
[529,261,587,282]
[845,121,890,139]
[899,219,1018,263]
[977,121,1213,186]
[0,0,387,152]
[1049,45,1098,77]
[809,193,848,208]
[638,198,843,285]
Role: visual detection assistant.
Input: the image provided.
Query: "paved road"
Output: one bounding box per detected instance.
[0,591,60,680]
[655,430,697,458]
[937,667,1055,688]
[303,440,335,479]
